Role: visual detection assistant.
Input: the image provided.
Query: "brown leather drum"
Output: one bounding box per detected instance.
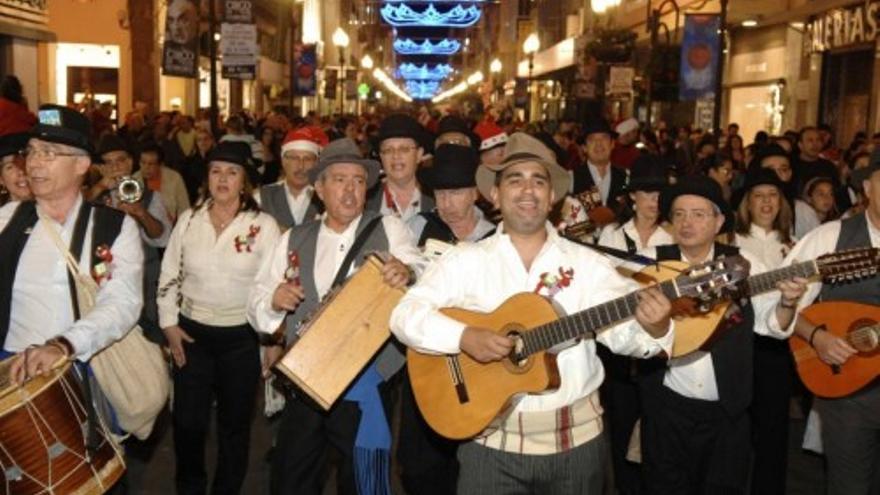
[0,356,125,494]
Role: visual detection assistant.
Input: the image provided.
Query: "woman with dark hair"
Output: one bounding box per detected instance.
[731,168,796,495]
[795,176,839,238]
[0,133,31,206]
[258,125,281,185]
[702,153,735,202]
[0,75,37,136]
[157,141,280,494]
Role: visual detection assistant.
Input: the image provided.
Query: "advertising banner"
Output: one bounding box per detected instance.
[679,14,720,101]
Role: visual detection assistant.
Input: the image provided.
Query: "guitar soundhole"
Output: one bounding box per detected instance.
[849,319,880,355]
[503,330,532,373]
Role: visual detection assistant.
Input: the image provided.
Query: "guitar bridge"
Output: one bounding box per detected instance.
[446,355,470,404]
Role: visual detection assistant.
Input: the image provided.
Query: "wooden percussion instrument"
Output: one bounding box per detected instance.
[0,357,125,494]
[275,254,405,410]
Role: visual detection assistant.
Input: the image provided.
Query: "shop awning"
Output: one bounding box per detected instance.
[517,37,576,79]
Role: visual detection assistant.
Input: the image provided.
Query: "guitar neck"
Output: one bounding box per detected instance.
[745,260,817,295]
[520,280,679,356]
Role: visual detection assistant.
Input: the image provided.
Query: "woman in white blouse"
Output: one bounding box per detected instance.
[157,141,281,495]
[596,156,671,495]
[730,167,796,494]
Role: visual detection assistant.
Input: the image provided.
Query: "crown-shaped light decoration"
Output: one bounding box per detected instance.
[405,80,441,99]
[394,38,462,55]
[380,3,481,27]
[397,63,454,81]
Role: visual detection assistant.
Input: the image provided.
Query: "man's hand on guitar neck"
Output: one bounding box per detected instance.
[635,286,672,339]
[460,327,514,363]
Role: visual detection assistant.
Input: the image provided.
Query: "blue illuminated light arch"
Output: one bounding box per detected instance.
[380,3,482,28]
[405,81,441,99]
[396,63,454,80]
[393,38,462,55]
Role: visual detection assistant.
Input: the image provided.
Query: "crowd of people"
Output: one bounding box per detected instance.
[1,71,879,495]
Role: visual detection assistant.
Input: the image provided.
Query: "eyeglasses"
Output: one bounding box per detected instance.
[282,153,317,164]
[670,209,717,223]
[21,147,87,161]
[379,145,417,157]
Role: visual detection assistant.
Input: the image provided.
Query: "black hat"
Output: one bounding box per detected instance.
[436,115,481,151]
[378,113,434,153]
[207,141,260,185]
[533,131,569,166]
[582,119,617,140]
[625,154,668,192]
[309,138,381,188]
[31,104,93,154]
[752,143,789,167]
[742,167,786,194]
[97,134,131,157]
[0,133,29,159]
[660,174,733,232]
[417,144,479,190]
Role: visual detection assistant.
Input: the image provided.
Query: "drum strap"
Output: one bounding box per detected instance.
[330,215,384,289]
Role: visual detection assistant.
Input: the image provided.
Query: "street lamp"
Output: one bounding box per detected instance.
[523,33,540,122]
[490,58,503,103]
[489,58,502,74]
[361,54,374,70]
[332,27,350,115]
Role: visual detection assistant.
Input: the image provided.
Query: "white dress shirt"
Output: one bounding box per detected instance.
[158,205,281,328]
[379,185,423,223]
[639,246,793,401]
[248,214,426,335]
[390,223,674,413]
[795,199,822,239]
[406,206,495,242]
[734,225,793,268]
[784,213,880,308]
[598,219,673,260]
[587,162,612,205]
[254,182,317,226]
[0,196,145,360]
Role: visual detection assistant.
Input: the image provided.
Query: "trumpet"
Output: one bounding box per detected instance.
[116,176,143,204]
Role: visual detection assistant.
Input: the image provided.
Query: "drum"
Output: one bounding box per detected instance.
[0,356,125,494]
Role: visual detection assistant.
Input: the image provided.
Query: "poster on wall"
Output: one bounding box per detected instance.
[224,0,253,23]
[293,43,317,96]
[221,22,258,80]
[679,14,720,101]
[161,0,200,78]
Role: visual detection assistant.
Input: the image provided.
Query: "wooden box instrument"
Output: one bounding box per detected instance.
[275,255,405,410]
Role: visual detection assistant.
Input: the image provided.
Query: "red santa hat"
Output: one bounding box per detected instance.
[473,120,508,152]
[281,126,328,156]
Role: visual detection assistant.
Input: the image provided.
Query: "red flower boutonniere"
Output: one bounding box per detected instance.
[92,244,114,284]
[284,251,301,286]
[533,267,575,298]
[234,225,261,253]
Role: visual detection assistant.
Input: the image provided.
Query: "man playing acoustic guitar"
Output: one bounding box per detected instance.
[391,133,674,494]
[782,150,880,495]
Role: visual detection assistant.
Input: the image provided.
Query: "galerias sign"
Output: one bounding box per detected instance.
[807,1,880,53]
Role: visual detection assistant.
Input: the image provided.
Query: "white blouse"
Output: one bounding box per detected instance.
[598,219,673,261]
[733,224,794,268]
[158,204,281,328]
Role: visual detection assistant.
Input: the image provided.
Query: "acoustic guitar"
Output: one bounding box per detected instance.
[635,248,880,357]
[790,301,880,398]
[407,256,750,440]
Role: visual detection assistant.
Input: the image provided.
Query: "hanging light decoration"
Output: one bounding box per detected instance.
[397,63,455,80]
[393,38,463,55]
[380,3,481,28]
[405,81,442,100]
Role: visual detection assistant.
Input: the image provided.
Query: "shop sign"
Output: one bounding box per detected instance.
[607,66,634,98]
[224,0,253,23]
[220,22,258,80]
[807,2,880,53]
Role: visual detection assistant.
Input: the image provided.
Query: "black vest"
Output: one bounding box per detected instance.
[819,212,880,305]
[571,164,628,207]
[645,243,756,416]
[0,200,125,347]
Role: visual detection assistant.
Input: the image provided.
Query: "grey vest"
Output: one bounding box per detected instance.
[260,183,321,229]
[819,212,880,305]
[284,211,404,381]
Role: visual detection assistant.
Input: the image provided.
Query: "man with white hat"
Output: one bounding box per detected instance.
[255,127,328,228]
[611,117,641,170]
[391,132,674,494]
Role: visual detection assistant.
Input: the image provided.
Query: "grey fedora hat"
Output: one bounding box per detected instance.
[309,138,381,188]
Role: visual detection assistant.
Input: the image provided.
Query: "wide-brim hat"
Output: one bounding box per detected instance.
[660,174,733,232]
[0,133,29,159]
[377,113,434,153]
[743,167,786,193]
[308,137,380,189]
[750,142,790,169]
[583,119,617,139]
[624,154,668,193]
[436,115,481,151]
[97,133,131,158]
[475,132,570,203]
[207,141,261,185]
[31,104,94,154]
[417,144,479,190]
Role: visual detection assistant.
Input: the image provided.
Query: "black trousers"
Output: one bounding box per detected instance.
[749,336,793,495]
[397,370,459,495]
[270,381,394,495]
[597,346,642,495]
[641,384,751,495]
[172,315,261,495]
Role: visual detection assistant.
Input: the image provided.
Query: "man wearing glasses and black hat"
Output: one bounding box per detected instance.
[0,104,144,385]
[366,113,435,222]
